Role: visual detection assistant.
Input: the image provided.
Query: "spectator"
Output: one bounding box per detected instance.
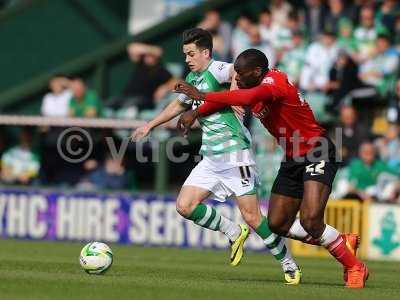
[304,0,327,41]
[375,0,400,35]
[231,13,253,59]
[257,8,289,53]
[387,79,400,124]
[80,155,129,190]
[285,10,303,37]
[198,9,232,61]
[324,0,354,34]
[1,129,39,185]
[270,0,292,27]
[375,123,400,172]
[121,43,175,111]
[334,105,369,165]
[248,25,276,68]
[348,141,399,202]
[41,75,72,117]
[327,50,363,110]
[300,30,339,92]
[336,18,358,56]
[69,78,103,118]
[394,14,400,49]
[353,6,378,62]
[278,30,306,86]
[358,34,399,95]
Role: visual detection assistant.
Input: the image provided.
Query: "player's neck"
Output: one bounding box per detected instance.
[197,59,213,73]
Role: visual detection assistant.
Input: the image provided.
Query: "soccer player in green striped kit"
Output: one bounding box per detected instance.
[132,28,301,284]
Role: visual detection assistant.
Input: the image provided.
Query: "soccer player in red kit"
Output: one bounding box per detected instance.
[175,48,369,288]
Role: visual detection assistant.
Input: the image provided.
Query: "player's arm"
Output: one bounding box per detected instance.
[195,73,243,118]
[175,81,272,113]
[131,99,189,141]
[192,62,238,117]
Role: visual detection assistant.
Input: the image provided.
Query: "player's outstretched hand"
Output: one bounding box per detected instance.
[131,124,151,141]
[177,109,199,138]
[174,81,205,101]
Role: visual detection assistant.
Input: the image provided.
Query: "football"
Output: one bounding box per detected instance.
[79,242,113,274]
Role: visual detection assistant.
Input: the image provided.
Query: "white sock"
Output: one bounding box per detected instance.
[219,215,241,241]
[288,219,308,240]
[319,224,340,247]
[280,242,298,271]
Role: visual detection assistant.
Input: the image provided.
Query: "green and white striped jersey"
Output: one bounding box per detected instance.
[178,60,255,169]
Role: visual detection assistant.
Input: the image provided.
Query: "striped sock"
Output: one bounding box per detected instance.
[255,216,291,262]
[187,203,221,231]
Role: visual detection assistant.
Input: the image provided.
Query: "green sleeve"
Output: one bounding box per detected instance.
[69,98,76,109]
[378,160,399,177]
[85,91,99,107]
[86,90,103,116]
[348,159,359,182]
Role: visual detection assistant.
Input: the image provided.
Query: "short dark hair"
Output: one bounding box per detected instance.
[182,28,213,54]
[377,33,392,44]
[259,8,271,16]
[236,48,269,73]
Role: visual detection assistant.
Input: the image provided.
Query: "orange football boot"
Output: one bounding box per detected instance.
[346,263,369,288]
[342,233,360,282]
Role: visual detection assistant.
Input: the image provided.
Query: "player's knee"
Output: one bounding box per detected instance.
[300,216,324,237]
[175,198,193,218]
[242,212,261,230]
[267,218,289,236]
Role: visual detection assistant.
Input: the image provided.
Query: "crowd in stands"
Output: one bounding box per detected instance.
[1,0,399,203]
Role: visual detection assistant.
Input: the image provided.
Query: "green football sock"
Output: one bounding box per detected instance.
[255,216,288,261]
[187,203,221,231]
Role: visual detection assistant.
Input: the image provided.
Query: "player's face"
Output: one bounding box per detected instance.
[234,65,263,89]
[183,43,210,72]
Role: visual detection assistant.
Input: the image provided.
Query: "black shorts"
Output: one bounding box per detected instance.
[271,136,339,199]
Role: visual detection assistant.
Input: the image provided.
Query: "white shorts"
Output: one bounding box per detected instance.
[183,159,259,202]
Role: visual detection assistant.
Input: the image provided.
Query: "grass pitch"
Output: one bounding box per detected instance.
[0,240,398,300]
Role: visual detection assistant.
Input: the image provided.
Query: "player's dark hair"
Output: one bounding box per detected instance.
[182,28,213,55]
[236,48,269,73]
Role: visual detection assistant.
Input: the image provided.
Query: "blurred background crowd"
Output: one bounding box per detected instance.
[0,0,399,203]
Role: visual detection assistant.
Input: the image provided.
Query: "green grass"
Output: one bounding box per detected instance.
[0,240,398,300]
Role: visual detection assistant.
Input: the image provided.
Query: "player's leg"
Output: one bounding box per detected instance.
[177,162,244,243]
[300,135,368,288]
[268,193,321,245]
[236,193,301,285]
[268,194,357,250]
[267,161,317,243]
[176,185,242,241]
[300,180,368,288]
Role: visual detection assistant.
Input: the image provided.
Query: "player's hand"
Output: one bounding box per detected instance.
[232,106,245,119]
[174,81,205,101]
[131,124,152,141]
[177,109,199,138]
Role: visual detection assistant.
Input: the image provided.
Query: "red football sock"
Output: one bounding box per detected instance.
[327,236,362,268]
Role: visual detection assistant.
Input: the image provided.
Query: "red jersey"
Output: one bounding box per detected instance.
[198,69,325,157]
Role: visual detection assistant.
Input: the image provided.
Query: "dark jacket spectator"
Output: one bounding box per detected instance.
[81,156,129,190]
[334,105,369,165]
[304,0,328,41]
[324,0,355,34]
[387,79,400,124]
[327,51,363,110]
[123,43,176,111]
